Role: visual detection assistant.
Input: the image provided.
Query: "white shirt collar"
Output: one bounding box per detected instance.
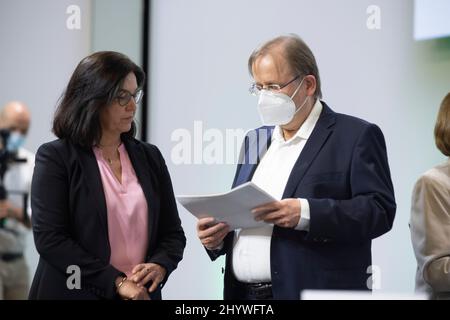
[272,99,323,144]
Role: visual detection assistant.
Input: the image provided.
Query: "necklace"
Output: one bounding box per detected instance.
[104,152,119,166]
[98,142,121,148]
[97,143,120,166]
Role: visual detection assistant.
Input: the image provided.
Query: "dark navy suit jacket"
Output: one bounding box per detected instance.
[208,102,396,300]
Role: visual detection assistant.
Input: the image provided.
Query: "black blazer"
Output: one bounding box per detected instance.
[208,102,396,299]
[29,137,186,300]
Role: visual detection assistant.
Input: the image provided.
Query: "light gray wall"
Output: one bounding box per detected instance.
[0,0,92,152]
[0,0,92,285]
[91,0,143,137]
[149,0,450,299]
[91,0,142,65]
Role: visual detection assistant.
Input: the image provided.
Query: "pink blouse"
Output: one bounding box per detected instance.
[93,144,148,277]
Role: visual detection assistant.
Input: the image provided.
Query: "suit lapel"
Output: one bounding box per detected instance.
[233,126,274,187]
[282,103,336,198]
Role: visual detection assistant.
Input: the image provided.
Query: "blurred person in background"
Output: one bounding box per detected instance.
[410,92,450,300]
[0,101,34,300]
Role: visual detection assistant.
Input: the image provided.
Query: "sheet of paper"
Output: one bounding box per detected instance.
[176,182,277,230]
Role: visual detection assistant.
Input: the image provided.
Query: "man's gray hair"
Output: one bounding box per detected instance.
[248,34,322,99]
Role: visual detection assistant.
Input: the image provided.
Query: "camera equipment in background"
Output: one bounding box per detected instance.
[0,129,28,228]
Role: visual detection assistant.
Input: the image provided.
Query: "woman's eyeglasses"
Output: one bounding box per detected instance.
[116,88,144,106]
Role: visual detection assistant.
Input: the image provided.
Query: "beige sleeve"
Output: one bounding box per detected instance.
[410,174,450,293]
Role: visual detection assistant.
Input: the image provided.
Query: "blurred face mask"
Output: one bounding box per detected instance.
[257,77,309,126]
[7,131,26,152]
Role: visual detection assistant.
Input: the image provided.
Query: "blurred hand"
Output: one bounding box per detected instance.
[0,200,11,219]
[115,277,150,300]
[252,199,301,228]
[197,217,230,250]
[131,263,167,293]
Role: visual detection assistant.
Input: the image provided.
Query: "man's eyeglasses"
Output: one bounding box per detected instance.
[116,88,144,106]
[249,75,300,96]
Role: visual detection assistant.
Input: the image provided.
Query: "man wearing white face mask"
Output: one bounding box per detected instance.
[0,101,34,299]
[197,34,396,300]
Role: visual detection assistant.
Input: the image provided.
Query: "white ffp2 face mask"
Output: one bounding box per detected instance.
[256,77,309,126]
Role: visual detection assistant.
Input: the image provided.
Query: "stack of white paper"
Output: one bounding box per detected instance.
[176,182,276,230]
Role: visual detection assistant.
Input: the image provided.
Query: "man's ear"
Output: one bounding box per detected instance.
[305,75,317,97]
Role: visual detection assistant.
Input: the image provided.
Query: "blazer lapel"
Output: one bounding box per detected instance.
[123,138,157,245]
[282,103,336,199]
[74,145,109,242]
[233,126,274,187]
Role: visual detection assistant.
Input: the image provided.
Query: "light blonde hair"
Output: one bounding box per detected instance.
[434,92,450,156]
